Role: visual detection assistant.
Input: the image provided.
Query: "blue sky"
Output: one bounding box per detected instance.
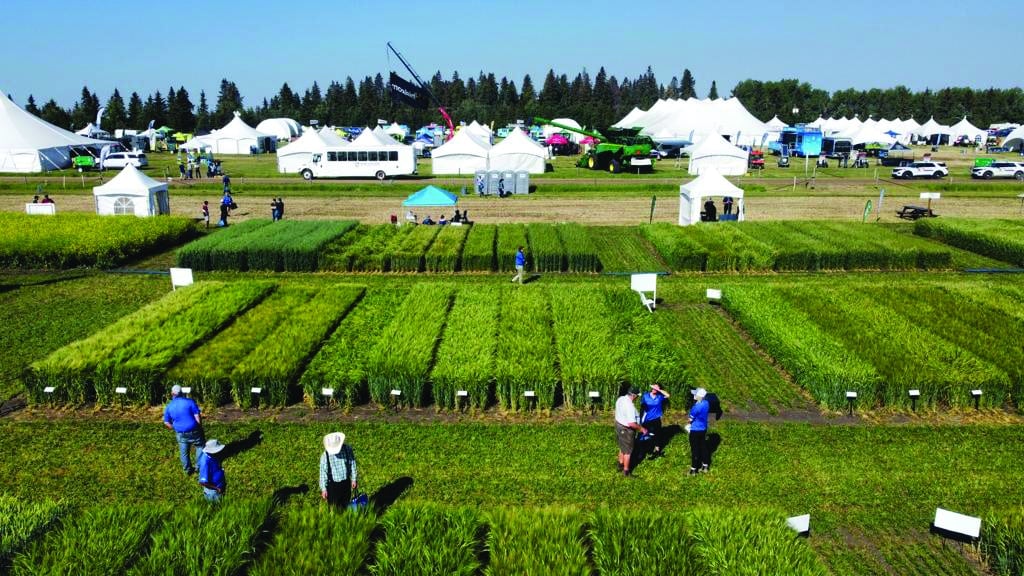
[5,0,1022,107]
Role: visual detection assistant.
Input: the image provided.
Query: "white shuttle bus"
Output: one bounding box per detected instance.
[299,146,417,180]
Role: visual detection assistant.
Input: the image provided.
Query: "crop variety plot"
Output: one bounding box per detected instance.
[588,226,667,273]
[495,285,557,410]
[432,288,500,409]
[550,285,624,408]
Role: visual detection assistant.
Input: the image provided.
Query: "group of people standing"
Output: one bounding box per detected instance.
[614,384,711,477]
[178,152,214,180]
[270,197,285,221]
[163,385,358,505]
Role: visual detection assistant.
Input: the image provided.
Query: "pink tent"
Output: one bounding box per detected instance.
[545,133,569,145]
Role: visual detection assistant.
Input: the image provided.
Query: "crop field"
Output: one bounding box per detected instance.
[915,218,1024,266]
[176,219,357,271]
[0,212,196,269]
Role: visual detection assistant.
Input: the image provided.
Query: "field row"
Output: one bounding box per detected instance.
[176,219,357,271]
[915,218,1024,267]
[723,279,1024,410]
[0,498,829,576]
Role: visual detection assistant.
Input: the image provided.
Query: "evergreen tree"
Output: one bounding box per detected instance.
[71,86,100,129]
[142,91,168,128]
[591,67,614,128]
[680,69,696,99]
[538,69,561,118]
[323,81,344,126]
[356,76,377,125]
[102,89,127,133]
[448,71,466,108]
[126,92,143,128]
[520,74,537,119]
[168,87,195,132]
[341,77,359,125]
[40,99,71,128]
[24,95,39,116]
[214,79,243,126]
[302,81,324,124]
[195,90,210,133]
[708,80,719,99]
[664,77,680,99]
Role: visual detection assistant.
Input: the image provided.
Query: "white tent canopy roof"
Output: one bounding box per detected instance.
[92,164,169,217]
[0,88,107,172]
[915,116,952,137]
[256,118,301,140]
[276,129,332,174]
[678,170,745,226]
[431,128,491,174]
[613,97,769,146]
[766,115,789,130]
[686,132,749,176]
[949,116,986,141]
[318,127,348,146]
[488,128,547,174]
[1002,125,1024,151]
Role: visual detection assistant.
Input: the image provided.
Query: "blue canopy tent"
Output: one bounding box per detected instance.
[402,185,458,207]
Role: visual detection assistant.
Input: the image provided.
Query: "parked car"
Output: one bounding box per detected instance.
[650,142,685,159]
[971,161,1024,180]
[891,161,948,179]
[102,152,149,169]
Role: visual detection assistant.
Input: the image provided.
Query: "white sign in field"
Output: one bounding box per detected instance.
[170,268,194,290]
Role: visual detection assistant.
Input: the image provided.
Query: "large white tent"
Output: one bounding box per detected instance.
[431,128,491,174]
[849,124,897,147]
[276,129,335,173]
[256,118,301,141]
[948,117,986,144]
[92,164,169,217]
[318,127,348,146]
[488,128,547,173]
[679,170,744,226]
[541,118,584,143]
[464,120,493,144]
[613,98,769,146]
[192,112,274,154]
[0,89,107,172]
[686,133,749,176]
[914,117,952,141]
[1002,125,1024,152]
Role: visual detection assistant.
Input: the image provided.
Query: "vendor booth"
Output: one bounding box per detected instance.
[93,164,170,217]
[679,170,744,226]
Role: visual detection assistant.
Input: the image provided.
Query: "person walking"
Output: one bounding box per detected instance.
[163,384,205,476]
[641,384,671,459]
[202,201,210,229]
[220,190,233,226]
[511,246,526,285]
[276,197,284,220]
[270,198,279,221]
[222,173,231,193]
[614,387,647,477]
[197,439,226,502]
[687,387,710,475]
[320,432,358,507]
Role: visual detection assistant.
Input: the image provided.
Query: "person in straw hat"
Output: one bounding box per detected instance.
[198,438,226,502]
[320,432,358,507]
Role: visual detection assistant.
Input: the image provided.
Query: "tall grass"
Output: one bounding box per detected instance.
[982,508,1024,576]
[387,224,440,272]
[556,223,601,273]
[425,225,470,272]
[371,503,482,576]
[605,289,688,389]
[250,505,376,576]
[484,507,590,576]
[640,223,708,271]
[0,497,66,568]
[366,284,453,406]
[549,285,625,408]
[176,219,271,270]
[496,224,529,272]
[495,287,557,410]
[231,285,364,407]
[461,224,497,271]
[587,226,668,273]
[166,285,316,405]
[589,508,697,574]
[915,218,1024,266]
[299,288,408,407]
[526,223,565,272]
[431,288,500,409]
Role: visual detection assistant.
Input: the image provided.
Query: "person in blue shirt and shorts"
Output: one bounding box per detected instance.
[163,384,205,476]
[640,384,671,459]
[687,387,710,475]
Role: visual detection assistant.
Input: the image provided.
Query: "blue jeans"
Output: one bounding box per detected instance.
[176,429,205,473]
[203,487,222,502]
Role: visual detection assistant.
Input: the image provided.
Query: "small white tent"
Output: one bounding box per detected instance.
[75,123,111,139]
[256,118,301,141]
[92,164,169,217]
[464,120,493,144]
[318,127,348,146]
[948,117,986,144]
[0,89,106,172]
[766,116,788,131]
[276,129,334,173]
[488,128,547,173]
[914,117,952,142]
[686,133,749,176]
[431,128,491,174]
[197,112,274,154]
[1002,125,1024,152]
[679,170,744,226]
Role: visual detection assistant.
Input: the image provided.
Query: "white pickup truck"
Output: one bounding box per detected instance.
[891,161,948,179]
[971,161,1024,180]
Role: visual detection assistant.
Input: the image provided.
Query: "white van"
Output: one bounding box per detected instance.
[300,146,417,180]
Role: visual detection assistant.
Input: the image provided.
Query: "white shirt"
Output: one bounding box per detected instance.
[615,395,639,427]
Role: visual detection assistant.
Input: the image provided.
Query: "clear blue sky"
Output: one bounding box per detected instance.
[5,0,1022,108]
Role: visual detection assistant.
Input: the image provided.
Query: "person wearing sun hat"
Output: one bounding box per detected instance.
[319,432,358,507]
[197,438,226,502]
[687,388,710,476]
[614,387,648,477]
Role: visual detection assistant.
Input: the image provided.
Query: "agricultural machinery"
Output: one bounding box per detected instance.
[532,117,654,173]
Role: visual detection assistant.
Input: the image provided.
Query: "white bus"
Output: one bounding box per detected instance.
[299,146,417,180]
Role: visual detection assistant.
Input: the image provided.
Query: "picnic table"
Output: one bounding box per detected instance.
[897,205,937,220]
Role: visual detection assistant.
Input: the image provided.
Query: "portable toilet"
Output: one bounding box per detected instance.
[502,172,515,195]
[515,171,530,194]
[488,171,502,195]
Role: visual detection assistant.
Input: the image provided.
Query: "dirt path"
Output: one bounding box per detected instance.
[1,194,1017,224]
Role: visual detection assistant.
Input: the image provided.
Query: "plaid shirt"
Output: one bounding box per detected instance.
[319,445,357,491]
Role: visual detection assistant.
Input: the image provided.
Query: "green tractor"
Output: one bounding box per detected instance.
[533,117,654,173]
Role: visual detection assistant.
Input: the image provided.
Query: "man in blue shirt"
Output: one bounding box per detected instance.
[511,246,526,285]
[687,387,710,476]
[198,438,226,502]
[163,385,205,476]
[640,384,672,459]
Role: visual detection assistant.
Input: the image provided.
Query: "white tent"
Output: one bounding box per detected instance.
[372,126,402,146]
[914,117,952,140]
[541,118,584,143]
[194,112,274,154]
[431,128,491,174]
[766,115,788,131]
[613,98,769,146]
[276,129,335,173]
[384,122,408,140]
[1002,126,1024,152]
[849,124,897,147]
[256,118,301,141]
[949,117,986,144]
[318,127,348,146]
[488,128,547,173]
[92,164,169,217]
[465,120,493,144]
[75,122,111,139]
[613,107,646,129]
[686,133,749,176]
[679,170,744,226]
[0,89,107,172]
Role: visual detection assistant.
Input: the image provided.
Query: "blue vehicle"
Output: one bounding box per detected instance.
[768,125,823,157]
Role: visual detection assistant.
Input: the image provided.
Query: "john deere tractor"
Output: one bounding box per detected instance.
[533,117,654,173]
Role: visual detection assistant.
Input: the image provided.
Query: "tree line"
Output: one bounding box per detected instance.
[19,68,1024,136]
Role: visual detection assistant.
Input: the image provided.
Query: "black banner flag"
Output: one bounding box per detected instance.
[389,72,428,109]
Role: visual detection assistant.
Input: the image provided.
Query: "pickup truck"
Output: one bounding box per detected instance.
[971,161,1024,180]
[891,161,948,179]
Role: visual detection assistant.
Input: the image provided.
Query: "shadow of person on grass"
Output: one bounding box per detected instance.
[523,274,542,285]
[219,430,262,462]
[370,476,414,515]
[272,484,309,505]
[707,432,722,469]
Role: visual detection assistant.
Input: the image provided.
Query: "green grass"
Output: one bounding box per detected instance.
[588,226,668,273]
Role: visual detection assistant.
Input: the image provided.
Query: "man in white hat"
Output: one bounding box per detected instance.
[320,432,358,507]
[687,388,710,476]
[198,438,226,502]
[162,384,205,476]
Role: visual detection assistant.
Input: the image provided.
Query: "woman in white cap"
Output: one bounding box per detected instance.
[687,388,710,476]
[198,438,226,502]
[320,432,358,507]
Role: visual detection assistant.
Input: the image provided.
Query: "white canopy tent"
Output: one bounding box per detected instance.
[849,124,897,147]
[541,118,584,143]
[92,164,169,217]
[276,129,335,173]
[948,117,986,144]
[686,133,749,176]
[679,170,744,226]
[256,118,301,141]
[192,112,274,154]
[384,122,408,140]
[614,98,770,146]
[1002,126,1024,152]
[75,122,111,139]
[766,115,788,131]
[488,128,547,173]
[0,89,107,172]
[318,127,348,146]
[464,120,493,144]
[914,117,952,141]
[431,128,491,174]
